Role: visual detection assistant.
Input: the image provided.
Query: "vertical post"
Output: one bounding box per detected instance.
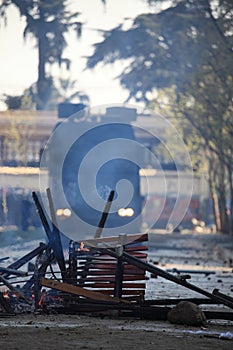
[114,257,124,299]
[114,244,124,299]
[33,254,40,309]
[68,240,78,284]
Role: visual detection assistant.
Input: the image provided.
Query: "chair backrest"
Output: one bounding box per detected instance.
[76,234,148,301]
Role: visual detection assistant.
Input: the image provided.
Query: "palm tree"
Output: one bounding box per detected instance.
[0,0,83,110]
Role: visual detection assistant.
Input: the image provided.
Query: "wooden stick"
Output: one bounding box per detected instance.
[94,190,115,239]
[0,275,30,304]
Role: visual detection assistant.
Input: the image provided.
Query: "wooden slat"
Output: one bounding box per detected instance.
[78,275,147,282]
[96,289,145,296]
[78,270,115,276]
[41,277,129,303]
[127,252,148,258]
[84,282,146,289]
[73,235,148,302]
[77,262,147,270]
[84,233,148,247]
[125,245,148,252]
[77,269,146,276]
[79,263,117,269]
[77,251,147,263]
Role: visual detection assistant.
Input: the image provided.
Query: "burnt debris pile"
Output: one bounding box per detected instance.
[0,189,233,325]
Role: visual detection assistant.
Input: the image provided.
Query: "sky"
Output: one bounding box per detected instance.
[0,0,151,110]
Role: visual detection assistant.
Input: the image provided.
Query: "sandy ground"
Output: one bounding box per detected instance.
[1,231,233,349]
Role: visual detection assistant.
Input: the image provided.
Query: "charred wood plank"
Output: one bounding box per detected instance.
[114,255,124,298]
[23,253,54,291]
[2,243,47,279]
[83,282,146,289]
[0,275,30,304]
[32,191,67,282]
[0,267,27,277]
[0,292,14,314]
[46,188,67,280]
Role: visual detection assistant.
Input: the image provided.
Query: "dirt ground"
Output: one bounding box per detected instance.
[0,313,233,350]
[1,231,233,349]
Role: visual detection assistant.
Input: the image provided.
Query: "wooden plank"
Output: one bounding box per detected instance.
[94,190,115,239]
[78,263,147,270]
[78,275,147,282]
[77,270,116,276]
[122,290,145,296]
[78,262,146,270]
[125,246,148,252]
[126,253,148,258]
[77,269,146,276]
[78,263,117,269]
[98,289,145,296]
[78,253,147,261]
[85,282,146,289]
[0,274,29,303]
[84,233,148,247]
[41,277,129,303]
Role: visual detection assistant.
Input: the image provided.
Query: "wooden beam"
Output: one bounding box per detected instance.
[41,277,129,304]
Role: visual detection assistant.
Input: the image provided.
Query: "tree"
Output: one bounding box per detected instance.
[2,78,89,110]
[2,94,23,110]
[87,1,232,99]
[87,0,233,233]
[0,0,84,110]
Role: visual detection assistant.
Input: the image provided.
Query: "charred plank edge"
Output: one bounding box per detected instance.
[0,292,15,314]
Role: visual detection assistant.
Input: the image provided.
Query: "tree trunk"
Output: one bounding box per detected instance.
[37,7,48,110]
[217,165,229,234]
[208,172,221,232]
[227,164,233,236]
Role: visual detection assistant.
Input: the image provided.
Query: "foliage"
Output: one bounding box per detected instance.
[3,111,34,166]
[87,0,233,232]
[0,0,84,110]
[2,94,23,110]
[88,1,232,101]
[2,79,90,110]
